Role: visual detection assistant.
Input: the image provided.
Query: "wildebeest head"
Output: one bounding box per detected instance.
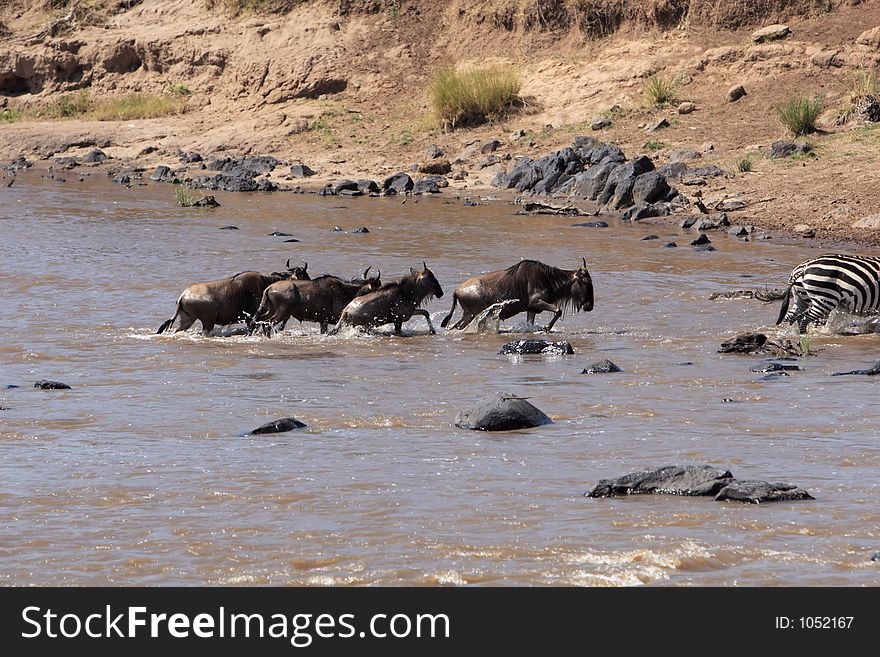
[572,257,594,312]
[354,267,382,296]
[410,261,444,299]
[286,258,311,281]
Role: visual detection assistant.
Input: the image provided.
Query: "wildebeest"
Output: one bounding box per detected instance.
[440,259,593,332]
[249,267,382,334]
[330,262,444,335]
[156,262,310,335]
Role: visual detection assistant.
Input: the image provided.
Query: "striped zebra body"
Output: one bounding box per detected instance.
[777,254,880,333]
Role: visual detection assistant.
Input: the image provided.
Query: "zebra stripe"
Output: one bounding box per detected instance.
[778,254,880,332]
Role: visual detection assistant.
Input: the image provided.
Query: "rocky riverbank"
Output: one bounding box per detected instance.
[6,2,880,245]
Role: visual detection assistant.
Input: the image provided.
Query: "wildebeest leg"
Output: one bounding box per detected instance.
[394,321,403,335]
[529,300,561,332]
[410,309,436,334]
[526,311,537,325]
[320,322,328,334]
[451,311,475,331]
[440,294,459,329]
[200,320,215,336]
[173,311,197,334]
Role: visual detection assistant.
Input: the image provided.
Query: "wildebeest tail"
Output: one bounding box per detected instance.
[248,289,271,333]
[440,293,458,329]
[775,285,792,325]
[156,303,180,334]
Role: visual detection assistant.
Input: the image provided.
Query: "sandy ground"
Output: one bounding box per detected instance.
[4,1,880,245]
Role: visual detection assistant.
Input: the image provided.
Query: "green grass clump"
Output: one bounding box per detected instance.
[642,74,680,108]
[38,90,93,119]
[204,0,303,15]
[776,95,823,136]
[166,82,193,97]
[736,156,754,173]
[89,93,186,121]
[32,90,185,121]
[849,69,880,100]
[0,107,22,123]
[642,140,665,151]
[174,186,201,207]
[429,65,522,129]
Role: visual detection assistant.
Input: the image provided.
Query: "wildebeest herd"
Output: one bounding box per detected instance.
[157,252,880,338]
[156,258,596,336]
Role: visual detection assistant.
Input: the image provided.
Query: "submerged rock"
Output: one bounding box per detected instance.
[247,417,307,435]
[454,393,552,431]
[582,359,622,374]
[750,362,802,373]
[718,333,767,354]
[571,220,609,228]
[587,465,734,498]
[832,360,880,376]
[499,340,574,355]
[715,480,813,504]
[587,465,815,504]
[34,380,71,390]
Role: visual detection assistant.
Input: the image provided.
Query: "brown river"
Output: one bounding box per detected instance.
[2,170,879,586]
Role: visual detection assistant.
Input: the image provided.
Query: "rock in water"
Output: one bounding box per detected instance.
[715,480,814,503]
[587,465,734,498]
[718,333,767,354]
[582,359,622,374]
[247,417,307,435]
[832,360,880,376]
[499,340,574,355]
[34,380,72,390]
[455,393,552,431]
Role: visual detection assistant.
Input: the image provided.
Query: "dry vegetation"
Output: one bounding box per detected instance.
[429,66,523,129]
[29,90,187,121]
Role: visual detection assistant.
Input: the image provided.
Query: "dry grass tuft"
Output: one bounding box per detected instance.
[430,65,522,129]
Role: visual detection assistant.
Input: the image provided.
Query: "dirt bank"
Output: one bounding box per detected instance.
[4,1,880,244]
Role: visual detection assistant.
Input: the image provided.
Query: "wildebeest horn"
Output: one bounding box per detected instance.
[582,257,587,269]
[301,259,308,271]
[363,266,371,278]
[423,260,427,271]
[286,258,291,269]
[376,269,380,280]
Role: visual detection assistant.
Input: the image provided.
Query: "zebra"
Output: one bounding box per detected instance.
[776,254,880,333]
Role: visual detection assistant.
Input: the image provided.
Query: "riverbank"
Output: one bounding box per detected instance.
[5,1,880,245]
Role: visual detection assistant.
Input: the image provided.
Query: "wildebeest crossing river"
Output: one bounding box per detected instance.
[1,172,879,586]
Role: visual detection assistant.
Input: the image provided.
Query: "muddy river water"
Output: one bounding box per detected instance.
[2,171,879,586]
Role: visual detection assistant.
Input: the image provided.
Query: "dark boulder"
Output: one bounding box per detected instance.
[34,380,72,390]
[334,180,360,194]
[587,465,734,498]
[350,226,370,233]
[582,359,622,374]
[219,225,239,230]
[113,173,131,185]
[246,417,307,435]
[750,362,801,373]
[412,177,442,194]
[54,156,80,169]
[192,195,220,207]
[768,140,813,159]
[718,333,767,354]
[419,160,452,175]
[454,393,553,431]
[832,360,880,376]
[149,165,178,183]
[642,235,659,240]
[383,172,413,194]
[573,135,599,150]
[1,155,33,170]
[318,186,337,196]
[715,480,814,503]
[82,149,108,164]
[691,233,711,246]
[569,161,617,200]
[571,220,609,228]
[664,242,678,248]
[426,144,444,159]
[622,202,669,221]
[290,164,316,178]
[499,340,574,355]
[481,139,502,154]
[631,171,670,205]
[357,179,380,194]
